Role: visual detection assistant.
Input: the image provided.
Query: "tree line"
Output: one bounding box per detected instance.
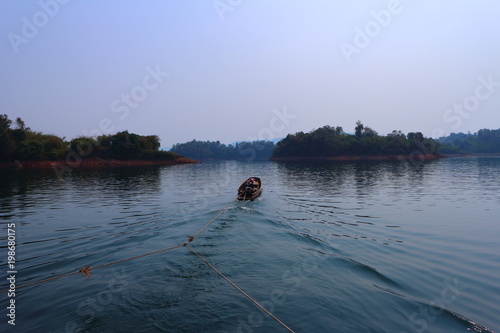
[169,123,500,160]
[0,114,178,162]
[438,128,500,154]
[272,121,440,158]
[2,113,497,163]
[170,140,275,161]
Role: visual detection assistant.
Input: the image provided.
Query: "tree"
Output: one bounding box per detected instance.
[17,141,43,160]
[0,115,14,160]
[355,121,364,138]
[0,114,12,132]
[363,126,378,137]
[44,135,66,160]
[108,131,142,159]
[15,117,29,131]
[70,137,97,159]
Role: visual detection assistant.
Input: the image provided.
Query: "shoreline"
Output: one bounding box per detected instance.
[0,157,198,169]
[270,154,446,162]
[441,153,500,158]
[2,154,498,169]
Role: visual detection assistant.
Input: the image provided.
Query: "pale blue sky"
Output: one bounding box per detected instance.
[1,0,499,147]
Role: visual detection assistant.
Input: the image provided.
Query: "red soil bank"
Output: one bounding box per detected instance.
[0,157,198,169]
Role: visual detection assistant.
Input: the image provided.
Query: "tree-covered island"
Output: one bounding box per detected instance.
[0,114,195,168]
[271,121,442,160]
[170,122,500,161]
[2,114,498,168]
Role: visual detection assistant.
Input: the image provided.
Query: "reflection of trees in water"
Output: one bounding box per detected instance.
[81,166,162,196]
[476,157,500,187]
[0,166,163,217]
[275,159,439,204]
[1,168,59,199]
[276,161,351,197]
[355,160,440,199]
[352,161,383,198]
[1,169,67,219]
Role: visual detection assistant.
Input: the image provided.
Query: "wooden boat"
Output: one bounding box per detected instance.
[237,177,262,200]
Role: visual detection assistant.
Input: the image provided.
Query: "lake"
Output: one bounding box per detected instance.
[1,158,499,333]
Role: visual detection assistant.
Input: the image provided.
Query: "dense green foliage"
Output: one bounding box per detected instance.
[170,140,276,161]
[3,113,498,163]
[272,122,441,158]
[70,131,178,161]
[438,129,500,154]
[1,115,67,161]
[0,114,179,161]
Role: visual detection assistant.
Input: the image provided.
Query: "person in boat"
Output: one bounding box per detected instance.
[245,184,255,194]
[243,178,256,196]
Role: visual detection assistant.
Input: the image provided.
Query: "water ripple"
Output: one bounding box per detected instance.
[1,160,498,332]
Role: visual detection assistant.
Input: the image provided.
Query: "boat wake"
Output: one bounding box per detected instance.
[373,285,496,333]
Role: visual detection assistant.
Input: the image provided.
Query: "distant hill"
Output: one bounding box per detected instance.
[438,129,500,154]
[229,137,283,146]
[170,139,276,161]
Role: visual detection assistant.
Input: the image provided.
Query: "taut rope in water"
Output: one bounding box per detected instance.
[0,243,186,291]
[0,196,295,332]
[1,199,238,293]
[186,244,296,333]
[188,198,237,241]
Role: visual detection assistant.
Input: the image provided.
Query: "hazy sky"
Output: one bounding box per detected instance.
[1,1,499,147]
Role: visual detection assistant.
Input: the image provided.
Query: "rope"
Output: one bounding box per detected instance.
[0,270,82,293]
[185,244,295,333]
[2,196,296,332]
[0,198,236,293]
[90,243,184,271]
[189,198,237,241]
[0,243,185,293]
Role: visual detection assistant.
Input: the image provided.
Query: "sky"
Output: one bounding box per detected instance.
[1,0,500,147]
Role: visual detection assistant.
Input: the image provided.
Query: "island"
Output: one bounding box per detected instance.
[270,122,443,161]
[0,114,196,169]
[169,123,500,161]
[3,114,498,167]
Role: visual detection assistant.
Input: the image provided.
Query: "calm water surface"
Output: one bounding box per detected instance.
[0,158,499,332]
